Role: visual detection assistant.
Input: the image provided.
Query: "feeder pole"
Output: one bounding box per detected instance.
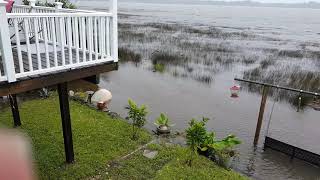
[254,85,269,146]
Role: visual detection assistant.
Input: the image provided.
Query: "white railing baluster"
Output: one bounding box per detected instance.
[101,17,106,56]
[24,19,33,72]
[51,17,58,67]
[33,17,41,70]
[59,17,66,66]
[67,17,73,64]
[99,17,103,56]
[42,17,50,68]
[75,17,80,63]
[72,17,76,47]
[81,17,86,62]
[88,17,93,61]
[3,4,117,83]
[94,17,98,60]
[13,19,24,73]
[106,17,110,57]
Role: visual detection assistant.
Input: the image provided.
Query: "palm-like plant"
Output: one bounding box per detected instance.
[154,113,170,126]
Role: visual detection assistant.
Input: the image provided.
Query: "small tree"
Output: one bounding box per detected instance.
[126,99,148,140]
[185,117,209,166]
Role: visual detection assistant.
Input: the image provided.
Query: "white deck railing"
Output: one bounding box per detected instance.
[0,0,118,83]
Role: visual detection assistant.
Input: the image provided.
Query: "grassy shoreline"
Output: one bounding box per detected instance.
[0,95,247,179]
[0,95,151,179]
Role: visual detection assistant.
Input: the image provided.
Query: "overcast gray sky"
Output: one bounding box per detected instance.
[225,0,320,3]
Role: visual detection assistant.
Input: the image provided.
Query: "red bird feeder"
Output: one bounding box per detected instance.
[230,85,241,98]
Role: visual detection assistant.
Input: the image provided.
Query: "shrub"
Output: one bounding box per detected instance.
[185,117,209,166]
[185,118,241,168]
[126,99,148,140]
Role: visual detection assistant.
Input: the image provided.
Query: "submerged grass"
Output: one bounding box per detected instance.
[118,19,320,91]
[119,47,142,63]
[105,144,248,180]
[151,51,188,65]
[0,95,151,179]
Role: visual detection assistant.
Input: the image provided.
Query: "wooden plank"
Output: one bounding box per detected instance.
[254,86,269,146]
[0,62,118,96]
[57,82,74,163]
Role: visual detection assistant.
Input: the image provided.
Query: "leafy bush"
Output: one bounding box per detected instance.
[185,118,241,168]
[154,113,171,127]
[185,117,209,166]
[126,99,148,140]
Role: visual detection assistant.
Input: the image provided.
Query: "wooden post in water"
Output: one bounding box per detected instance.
[8,94,21,127]
[57,82,74,163]
[254,85,269,146]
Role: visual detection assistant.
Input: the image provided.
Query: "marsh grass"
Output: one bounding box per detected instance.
[243,63,320,108]
[118,18,320,90]
[260,58,276,69]
[119,47,142,63]
[151,51,188,65]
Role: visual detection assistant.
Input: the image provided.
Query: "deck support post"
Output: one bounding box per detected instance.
[254,85,269,146]
[8,94,21,127]
[110,0,118,62]
[57,82,74,163]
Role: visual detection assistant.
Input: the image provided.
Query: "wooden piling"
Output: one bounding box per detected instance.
[8,94,21,127]
[254,86,269,146]
[58,82,74,163]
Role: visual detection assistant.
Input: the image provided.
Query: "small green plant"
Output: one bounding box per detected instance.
[185,118,241,168]
[154,113,170,127]
[185,117,209,166]
[202,134,241,168]
[154,63,165,73]
[126,99,148,140]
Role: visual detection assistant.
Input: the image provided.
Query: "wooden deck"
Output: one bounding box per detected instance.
[0,46,118,96]
[11,45,103,73]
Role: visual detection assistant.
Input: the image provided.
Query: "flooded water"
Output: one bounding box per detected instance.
[81,1,320,179]
[100,62,320,179]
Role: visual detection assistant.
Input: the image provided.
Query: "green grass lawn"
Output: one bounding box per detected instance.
[0,95,248,180]
[0,96,151,179]
[105,144,248,180]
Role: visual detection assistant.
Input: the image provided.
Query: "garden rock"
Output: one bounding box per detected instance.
[143,149,158,159]
[91,89,112,108]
